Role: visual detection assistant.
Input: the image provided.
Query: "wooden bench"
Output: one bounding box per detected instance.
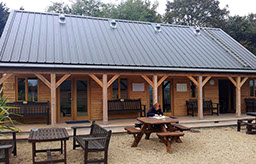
[108,99,146,117]
[0,131,18,164]
[237,119,256,132]
[72,121,112,164]
[6,102,50,125]
[186,100,220,117]
[172,124,191,132]
[245,98,256,112]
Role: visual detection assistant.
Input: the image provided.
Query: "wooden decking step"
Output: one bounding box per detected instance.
[156,132,184,137]
[124,127,140,134]
[173,124,191,131]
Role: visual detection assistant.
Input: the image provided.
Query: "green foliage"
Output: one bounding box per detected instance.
[46,2,72,14]
[223,14,256,55]
[46,0,161,22]
[0,2,9,37]
[164,0,229,27]
[0,88,21,134]
[109,0,161,22]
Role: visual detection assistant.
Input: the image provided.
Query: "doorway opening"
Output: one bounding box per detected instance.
[219,80,236,113]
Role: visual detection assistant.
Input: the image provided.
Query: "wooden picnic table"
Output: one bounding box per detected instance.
[28,128,69,164]
[130,117,184,153]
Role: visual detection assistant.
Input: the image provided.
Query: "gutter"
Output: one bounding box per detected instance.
[0,63,256,74]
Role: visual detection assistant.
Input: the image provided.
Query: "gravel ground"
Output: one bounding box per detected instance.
[11,127,256,164]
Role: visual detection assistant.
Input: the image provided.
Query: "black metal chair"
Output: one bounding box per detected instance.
[72,121,112,164]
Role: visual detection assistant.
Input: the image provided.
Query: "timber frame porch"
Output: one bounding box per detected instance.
[0,68,254,126]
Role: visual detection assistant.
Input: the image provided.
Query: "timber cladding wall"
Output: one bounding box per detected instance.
[173,77,219,116]
[1,74,251,122]
[91,76,149,120]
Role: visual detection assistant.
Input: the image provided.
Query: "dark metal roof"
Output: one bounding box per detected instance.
[0,10,256,73]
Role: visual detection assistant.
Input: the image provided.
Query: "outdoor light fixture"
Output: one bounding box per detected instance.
[59,14,66,24]
[155,24,161,33]
[210,79,215,85]
[110,20,117,29]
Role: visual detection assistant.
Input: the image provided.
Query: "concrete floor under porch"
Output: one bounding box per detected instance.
[10,113,255,140]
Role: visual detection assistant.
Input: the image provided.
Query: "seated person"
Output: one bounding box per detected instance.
[147,103,163,117]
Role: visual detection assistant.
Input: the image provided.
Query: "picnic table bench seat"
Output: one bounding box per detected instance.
[108,99,146,117]
[72,121,112,164]
[0,131,18,164]
[172,124,191,132]
[124,127,141,134]
[156,132,184,137]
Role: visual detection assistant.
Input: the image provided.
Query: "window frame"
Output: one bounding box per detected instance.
[16,76,39,102]
[189,81,205,99]
[249,79,256,97]
[111,78,128,100]
[190,81,198,99]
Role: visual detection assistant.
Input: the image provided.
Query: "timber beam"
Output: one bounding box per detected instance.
[0,74,13,85]
[56,74,71,88]
[35,74,51,89]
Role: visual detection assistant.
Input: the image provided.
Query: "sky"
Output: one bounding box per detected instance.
[1,0,256,16]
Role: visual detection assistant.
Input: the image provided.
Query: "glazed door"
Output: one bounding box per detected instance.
[58,78,89,121]
[74,79,89,120]
[162,81,171,113]
[59,80,73,121]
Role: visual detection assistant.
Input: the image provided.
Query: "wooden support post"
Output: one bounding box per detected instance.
[198,76,203,120]
[51,73,56,127]
[153,75,158,104]
[236,77,241,117]
[102,74,108,124]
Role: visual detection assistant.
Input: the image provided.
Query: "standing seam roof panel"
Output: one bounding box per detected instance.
[171,27,211,67]
[164,27,199,67]
[137,24,170,66]
[198,30,243,68]
[20,13,35,62]
[143,24,178,66]
[119,22,148,66]
[211,30,256,69]
[11,12,29,62]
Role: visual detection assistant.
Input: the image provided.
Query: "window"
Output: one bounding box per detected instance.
[162,81,171,113]
[17,77,38,101]
[249,80,256,97]
[112,78,128,99]
[190,81,197,98]
[149,85,153,107]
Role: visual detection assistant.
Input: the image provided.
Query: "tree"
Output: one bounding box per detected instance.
[46,2,72,14]
[0,2,9,37]
[109,0,161,22]
[46,0,161,23]
[223,14,256,55]
[164,0,229,27]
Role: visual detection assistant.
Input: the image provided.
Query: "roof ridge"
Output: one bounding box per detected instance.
[204,29,252,69]
[12,9,221,30]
